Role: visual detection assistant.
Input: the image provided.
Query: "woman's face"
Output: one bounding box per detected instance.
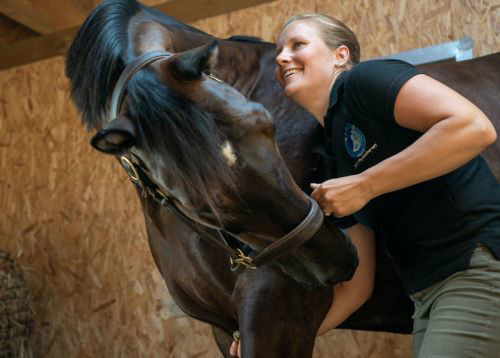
[275,20,338,104]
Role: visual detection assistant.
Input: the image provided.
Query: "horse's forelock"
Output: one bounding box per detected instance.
[65,0,142,130]
[65,0,235,219]
[127,71,237,220]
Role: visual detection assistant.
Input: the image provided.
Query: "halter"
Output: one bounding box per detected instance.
[109,50,324,270]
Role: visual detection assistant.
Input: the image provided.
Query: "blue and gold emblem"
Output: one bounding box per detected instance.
[344,123,366,158]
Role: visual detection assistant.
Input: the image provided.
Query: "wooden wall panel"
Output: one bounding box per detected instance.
[0,0,497,356]
[195,0,499,58]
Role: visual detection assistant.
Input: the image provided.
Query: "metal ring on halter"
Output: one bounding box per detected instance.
[208,73,223,83]
[120,156,140,182]
[233,330,241,342]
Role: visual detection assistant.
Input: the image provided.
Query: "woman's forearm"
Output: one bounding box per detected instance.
[316,281,370,335]
[362,112,496,199]
[317,224,375,336]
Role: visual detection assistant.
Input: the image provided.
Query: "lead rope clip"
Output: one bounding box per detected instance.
[230,249,257,271]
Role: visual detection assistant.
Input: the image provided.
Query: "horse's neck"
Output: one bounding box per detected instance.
[213,41,276,99]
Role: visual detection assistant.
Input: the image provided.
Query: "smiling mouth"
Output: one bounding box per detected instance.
[283,68,300,79]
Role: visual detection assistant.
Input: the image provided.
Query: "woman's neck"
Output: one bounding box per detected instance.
[299,69,345,126]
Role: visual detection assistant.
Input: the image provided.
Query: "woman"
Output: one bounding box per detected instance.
[231,14,500,357]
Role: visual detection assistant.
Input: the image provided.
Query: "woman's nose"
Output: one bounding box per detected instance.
[275,49,291,66]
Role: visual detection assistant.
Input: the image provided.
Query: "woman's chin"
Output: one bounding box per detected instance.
[283,83,299,98]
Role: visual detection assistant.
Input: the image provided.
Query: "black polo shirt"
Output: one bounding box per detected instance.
[317,59,500,294]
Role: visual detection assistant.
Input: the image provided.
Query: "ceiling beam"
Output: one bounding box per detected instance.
[0,0,276,71]
[0,0,87,34]
[156,0,273,23]
[0,13,37,44]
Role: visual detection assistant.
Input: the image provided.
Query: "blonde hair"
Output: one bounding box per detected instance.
[283,14,360,66]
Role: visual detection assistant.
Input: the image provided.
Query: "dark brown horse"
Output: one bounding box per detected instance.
[65,0,500,356]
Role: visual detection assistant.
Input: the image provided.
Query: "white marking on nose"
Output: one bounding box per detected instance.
[222,141,237,166]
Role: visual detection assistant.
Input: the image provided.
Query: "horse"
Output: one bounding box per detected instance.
[65,0,500,356]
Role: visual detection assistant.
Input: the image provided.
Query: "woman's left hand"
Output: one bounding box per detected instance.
[310,174,372,217]
[229,339,241,357]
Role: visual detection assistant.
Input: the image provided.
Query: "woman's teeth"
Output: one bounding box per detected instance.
[284,69,299,79]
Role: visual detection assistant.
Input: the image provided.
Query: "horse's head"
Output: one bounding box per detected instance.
[88,41,358,288]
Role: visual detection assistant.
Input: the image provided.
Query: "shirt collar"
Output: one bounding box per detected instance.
[327,70,348,112]
[323,71,348,151]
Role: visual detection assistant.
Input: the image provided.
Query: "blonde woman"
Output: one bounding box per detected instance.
[231,14,499,357]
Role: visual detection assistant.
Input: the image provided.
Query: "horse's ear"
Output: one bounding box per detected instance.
[170,39,218,81]
[90,115,136,154]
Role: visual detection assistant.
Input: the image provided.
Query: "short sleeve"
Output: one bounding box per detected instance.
[344,59,420,122]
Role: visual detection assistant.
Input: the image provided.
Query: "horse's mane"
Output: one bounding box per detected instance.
[66,0,139,129]
[65,0,236,219]
[226,35,263,43]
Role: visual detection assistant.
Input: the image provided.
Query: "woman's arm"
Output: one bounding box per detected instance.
[364,74,496,199]
[317,223,375,335]
[312,74,497,217]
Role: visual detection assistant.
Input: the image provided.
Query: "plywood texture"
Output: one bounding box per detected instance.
[195,0,500,58]
[0,0,497,356]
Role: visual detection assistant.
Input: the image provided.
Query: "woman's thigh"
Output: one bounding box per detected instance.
[413,244,500,358]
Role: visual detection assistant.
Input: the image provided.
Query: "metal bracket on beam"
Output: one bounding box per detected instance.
[376,36,474,65]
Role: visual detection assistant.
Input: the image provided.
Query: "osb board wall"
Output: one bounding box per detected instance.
[196,0,500,58]
[0,0,497,356]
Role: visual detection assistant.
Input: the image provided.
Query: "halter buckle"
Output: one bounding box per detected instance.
[120,156,140,182]
[230,249,257,271]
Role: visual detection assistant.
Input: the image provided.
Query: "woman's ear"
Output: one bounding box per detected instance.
[334,45,350,68]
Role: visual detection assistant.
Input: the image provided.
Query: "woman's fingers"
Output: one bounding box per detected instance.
[311,182,335,216]
[229,340,240,357]
[310,176,371,217]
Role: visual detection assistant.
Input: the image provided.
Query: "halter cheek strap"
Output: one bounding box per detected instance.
[110,51,172,120]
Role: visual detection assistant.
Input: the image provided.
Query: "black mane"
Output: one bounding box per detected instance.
[226,35,263,43]
[66,0,141,129]
[65,0,235,219]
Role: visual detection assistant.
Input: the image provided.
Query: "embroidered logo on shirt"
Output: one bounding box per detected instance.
[354,143,378,169]
[344,123,366,158]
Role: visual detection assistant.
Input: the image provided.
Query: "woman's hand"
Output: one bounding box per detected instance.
[229,339,241,357]
[310,174,373,217]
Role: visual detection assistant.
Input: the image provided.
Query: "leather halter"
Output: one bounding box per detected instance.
[109,50,325,270]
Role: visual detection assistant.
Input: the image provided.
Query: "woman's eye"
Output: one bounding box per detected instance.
[293,42,304,49]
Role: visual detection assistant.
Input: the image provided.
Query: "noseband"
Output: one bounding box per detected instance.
[109,50,324,270]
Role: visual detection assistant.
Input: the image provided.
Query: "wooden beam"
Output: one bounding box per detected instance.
[0,0,87,34]
[155,0,275,23]
[0,14,37,44]
[0,27,75,70]
[0,0,276,71]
